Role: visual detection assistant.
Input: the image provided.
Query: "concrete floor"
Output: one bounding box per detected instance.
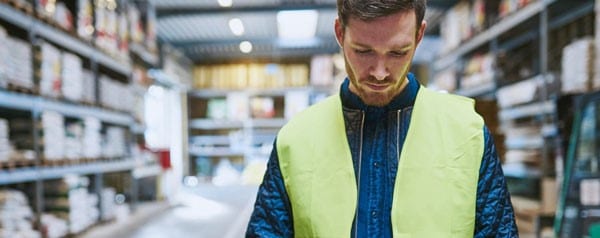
[82,184,259,238]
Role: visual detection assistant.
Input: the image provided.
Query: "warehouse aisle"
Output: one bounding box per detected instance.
[82,184,259,238]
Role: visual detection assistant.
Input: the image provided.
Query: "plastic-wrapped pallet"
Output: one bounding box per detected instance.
[83,117,101,159]
[61,52,83,102]
[41,213,68,238]
[39,42,62,98]
[42,111,65,160]
[103,126,126,158]
[45,175,99,235]
[0,119,10,161]
[561,37,595,94]
[0,190,40,238]
[6,37,33,90]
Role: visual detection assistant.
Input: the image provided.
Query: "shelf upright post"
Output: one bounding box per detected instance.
[94,172,105,221]
[31,103,44,230]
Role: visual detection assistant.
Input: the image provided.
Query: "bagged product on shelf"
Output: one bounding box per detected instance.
[595,0,600,89]
[250,97,275,118]
[83,117,101,159]
[145,8,158,53]
[6,37,33,90]
[100,188,116,221]
[36,0,56,19]
[81,69,96,104]
[53,2,73,31]
[0,119,10,162]
[561,37,594,93]
[310,55,334,86]
[45,176,99,234]
[285,91,310,119]
[39,42,62,98]
[41,213,68,238]
[226,92,249,121]
[61,52,83,102]
[128,5,144,44]
[117,13,129,62]
[64,121,83,160]
[0,190,39,238]
[42,111,65,160]
[77,0,94,40]
[102,126,126,158]
[0,26,7,89]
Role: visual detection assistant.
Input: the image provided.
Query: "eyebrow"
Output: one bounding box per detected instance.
[350,42,413,50]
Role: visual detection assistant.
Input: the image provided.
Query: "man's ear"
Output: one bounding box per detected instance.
[416,20,427,45]
[334,18,344,48]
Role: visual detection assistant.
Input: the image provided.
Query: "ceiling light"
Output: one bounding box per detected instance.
[277,10,318,39]
[228,18,245,36]
[239,41,252,53]
[218,0,232,7]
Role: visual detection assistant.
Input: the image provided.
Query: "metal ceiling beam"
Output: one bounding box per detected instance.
[169,37,336,49]
[156,3,337,18]
[156,1,458,18]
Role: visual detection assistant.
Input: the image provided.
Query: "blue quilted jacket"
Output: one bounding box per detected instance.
[246,73,518,237]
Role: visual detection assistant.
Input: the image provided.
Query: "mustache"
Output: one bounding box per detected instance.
[363,76,394,84]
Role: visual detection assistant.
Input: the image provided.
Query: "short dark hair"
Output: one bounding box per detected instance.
[337,0,427,29]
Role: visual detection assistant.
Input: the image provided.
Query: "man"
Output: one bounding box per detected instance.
[247,0,518,237]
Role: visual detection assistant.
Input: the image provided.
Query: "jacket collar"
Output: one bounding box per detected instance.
[339,72,420,112]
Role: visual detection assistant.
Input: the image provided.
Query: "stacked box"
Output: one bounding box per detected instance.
[145,7,158,53]
[0,190,39,238]
[77,0,94,41]
[42,111,65,160]
[44,176,99,235]
[561,38,595,93]
[41,213,68,238]
[117,13,129,62]
[39,42,62,98]
[103,127,126,158]
[310,55,334,86]
[0,119,10,161]
[61,52,83,102]
[6,37,33,89]
[83,117,102,159]
[81,69,96,104]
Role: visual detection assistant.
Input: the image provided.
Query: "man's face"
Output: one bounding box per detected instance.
[335,11,426,106]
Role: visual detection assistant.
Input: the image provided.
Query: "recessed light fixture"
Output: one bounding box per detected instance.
[277,10,318,39]
[228,18,245,36]
[218,0,232,7]
[239,41,252,53]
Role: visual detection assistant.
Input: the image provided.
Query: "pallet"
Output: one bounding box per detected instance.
[0,159,35,170]
[6,82,38,95]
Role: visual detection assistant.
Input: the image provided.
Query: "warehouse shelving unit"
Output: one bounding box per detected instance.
[431,0,597,235]
[0,1,164,236]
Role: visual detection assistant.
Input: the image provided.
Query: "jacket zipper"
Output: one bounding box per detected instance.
[397,109,402,162]
[354,111,365,238]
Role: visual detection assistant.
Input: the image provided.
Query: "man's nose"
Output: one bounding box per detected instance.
[371,59,389,81]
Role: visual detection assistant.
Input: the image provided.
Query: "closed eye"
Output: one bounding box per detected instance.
[354,49,372,54]
[390,51,408,57]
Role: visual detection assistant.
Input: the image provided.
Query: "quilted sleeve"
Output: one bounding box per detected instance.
[474,127,519,237]
[246,139,294,238]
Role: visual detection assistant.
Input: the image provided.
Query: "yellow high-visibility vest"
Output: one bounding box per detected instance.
[277,87,484,237]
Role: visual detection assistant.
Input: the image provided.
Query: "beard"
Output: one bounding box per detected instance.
[345,59,409,107]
